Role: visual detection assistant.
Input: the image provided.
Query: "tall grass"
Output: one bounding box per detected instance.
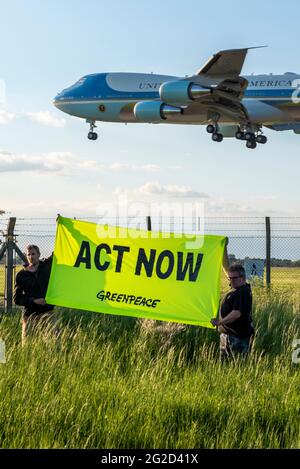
[0,286,299,448]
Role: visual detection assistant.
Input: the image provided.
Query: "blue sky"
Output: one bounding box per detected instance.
[0,0,300,219]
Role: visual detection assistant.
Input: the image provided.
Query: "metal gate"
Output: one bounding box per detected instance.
[0,218,27,313]
[0,229,5,312]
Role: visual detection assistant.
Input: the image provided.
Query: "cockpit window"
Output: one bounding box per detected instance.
[59,74,101,97]
[61,77,87,93]
[74,77,86,85]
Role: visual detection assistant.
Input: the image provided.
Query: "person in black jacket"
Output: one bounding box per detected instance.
[14,244,57,344]
[211,263,255,361]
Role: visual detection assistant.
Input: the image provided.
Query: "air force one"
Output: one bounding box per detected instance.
[54,47,300,149]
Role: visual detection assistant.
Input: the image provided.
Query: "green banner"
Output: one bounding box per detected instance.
[46,216,226,328]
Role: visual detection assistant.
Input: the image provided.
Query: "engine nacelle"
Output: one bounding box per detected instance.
[134,100,183,122]
[159,80,211,105]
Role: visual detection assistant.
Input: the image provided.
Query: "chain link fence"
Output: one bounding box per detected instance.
[0,216,299,310]
[0,217,6,310]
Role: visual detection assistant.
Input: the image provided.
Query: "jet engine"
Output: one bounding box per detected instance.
[134,100,183,122]
[159,80,211,105]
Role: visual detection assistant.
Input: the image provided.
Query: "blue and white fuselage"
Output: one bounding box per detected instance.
[53,48,300,148]
[54,71,300,125]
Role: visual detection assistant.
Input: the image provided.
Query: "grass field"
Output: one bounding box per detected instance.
[0,285,299,449]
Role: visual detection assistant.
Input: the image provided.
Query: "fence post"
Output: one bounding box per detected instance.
[265,216,271,287]
[146,216,152,232]
[4,217,16,313]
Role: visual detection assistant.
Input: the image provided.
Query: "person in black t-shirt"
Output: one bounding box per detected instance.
[211,263,255,361]
[14,244,58,345]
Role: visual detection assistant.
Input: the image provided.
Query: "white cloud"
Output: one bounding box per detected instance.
[136,181,209,198]
[0,151,170,176]
[167,165,183,171]
[4,200,100,217]
[109,163,160,172]
[138,164,160,172]
[0,110,15,124]
[0,109,66,127]
[2,188,299,220]
[113,183,294,216]
[0,150,77,175]
[109,163,129,171]
[24,111,66,128]
[201,197,288,217]
[79,160,105,171]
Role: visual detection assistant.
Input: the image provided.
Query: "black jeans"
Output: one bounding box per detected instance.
[220,333,254,361]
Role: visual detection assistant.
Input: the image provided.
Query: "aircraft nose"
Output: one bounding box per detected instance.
[53,91,64,108]
[53,90,77,117]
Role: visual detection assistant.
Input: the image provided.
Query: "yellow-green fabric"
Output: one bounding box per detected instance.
[46,216,226,328]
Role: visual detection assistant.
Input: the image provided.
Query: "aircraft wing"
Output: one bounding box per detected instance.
[182,74,250,123]
[189,47,266,123]
[196,47,265,77]
[184,93,249,124]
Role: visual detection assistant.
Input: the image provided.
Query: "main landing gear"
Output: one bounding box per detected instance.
[235,128,267,149]
[87,121,98,140]
[206,124,223,143]
[206,123,268,150]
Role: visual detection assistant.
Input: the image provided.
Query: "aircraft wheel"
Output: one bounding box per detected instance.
[256,135,267,144]
[206,124,215,134]
[245,132,255,141]
[246,140,257,149]
[235,131,244,140]
[212,132,223,142]
[88,132,98,140]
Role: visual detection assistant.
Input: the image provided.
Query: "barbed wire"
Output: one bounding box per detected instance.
[13,220,300,225]
[12,215,300,224]
[13,228,300,233]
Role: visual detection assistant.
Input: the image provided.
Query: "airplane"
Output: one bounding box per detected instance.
[53,47,300,149]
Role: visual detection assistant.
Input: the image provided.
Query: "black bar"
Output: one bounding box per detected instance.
[265,216,271,286]
[0,241,6,262]
[0,449,297,466]
[13,242,27,264]
[146,216,152,232]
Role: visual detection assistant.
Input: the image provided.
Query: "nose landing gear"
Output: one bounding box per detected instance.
[87,121,98,140]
